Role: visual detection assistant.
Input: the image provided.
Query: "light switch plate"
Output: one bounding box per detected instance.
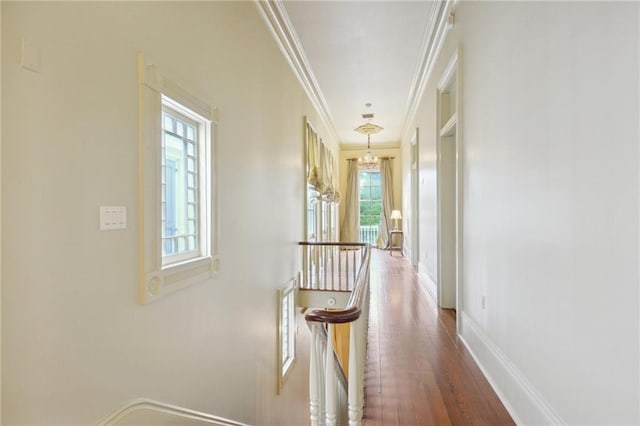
[100,206,127,230]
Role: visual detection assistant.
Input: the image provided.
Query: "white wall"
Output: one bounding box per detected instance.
[1,2,334,424]
[404,2,639,424]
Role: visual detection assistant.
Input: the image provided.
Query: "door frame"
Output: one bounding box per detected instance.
[436,48,462,329]
[410,129,420,270]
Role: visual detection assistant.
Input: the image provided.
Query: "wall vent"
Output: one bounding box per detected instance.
[362,113,374,119]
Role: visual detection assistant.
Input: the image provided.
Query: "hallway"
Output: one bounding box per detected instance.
[363,249,514,425]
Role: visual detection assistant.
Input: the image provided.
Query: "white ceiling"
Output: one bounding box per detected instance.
[282,1,435,147]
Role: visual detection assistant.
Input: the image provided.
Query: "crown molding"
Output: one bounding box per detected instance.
[255,0,341,147]
[400,0,457,146]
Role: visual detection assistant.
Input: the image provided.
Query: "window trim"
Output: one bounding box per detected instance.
[138,52,219,304]
[277,277,297,393]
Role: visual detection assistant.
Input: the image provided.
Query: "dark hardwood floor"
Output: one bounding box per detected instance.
[362,249,514,425]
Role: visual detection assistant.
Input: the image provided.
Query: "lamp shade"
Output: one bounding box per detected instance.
[390,210,402,220]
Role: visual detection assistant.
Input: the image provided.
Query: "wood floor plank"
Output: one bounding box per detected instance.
[362,249,514,426]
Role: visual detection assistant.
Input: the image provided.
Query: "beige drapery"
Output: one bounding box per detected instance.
[376,158,394,248]
[306,123,321,189]
[306,122,340,202]
[340,159,360,243]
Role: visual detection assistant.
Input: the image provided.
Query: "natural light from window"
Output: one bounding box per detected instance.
[359,171,381,245]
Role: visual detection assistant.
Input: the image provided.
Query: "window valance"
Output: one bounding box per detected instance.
[306,120,340,203]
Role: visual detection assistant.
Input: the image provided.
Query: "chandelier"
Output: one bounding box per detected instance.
[354,122,383,170]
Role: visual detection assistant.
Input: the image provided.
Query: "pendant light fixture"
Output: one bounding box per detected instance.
[355,122,383,170]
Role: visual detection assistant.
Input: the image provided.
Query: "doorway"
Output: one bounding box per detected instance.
[410,130,419,270]
[436,51,461,314]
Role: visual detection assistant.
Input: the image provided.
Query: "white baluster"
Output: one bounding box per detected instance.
[348,318,360,426]
[325,324,337,426]
[310,324,326,426]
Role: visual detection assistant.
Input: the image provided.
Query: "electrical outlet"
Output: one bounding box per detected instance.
[481,296,486,310]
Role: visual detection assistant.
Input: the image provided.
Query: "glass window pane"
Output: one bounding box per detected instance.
[187,157,196,172]
[371,186,382,200]
[161,105,201,263]
[360,201,369,216]
[360,187,370,200]
[358,171,382,235]
[187,204,196,219]
[163,114,175,132]
[186,125,195,141]
[372,202,382,217]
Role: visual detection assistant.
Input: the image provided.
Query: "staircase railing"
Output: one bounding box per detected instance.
[299,242,371,426]
[299,242,367,291]
[97,398,250,425]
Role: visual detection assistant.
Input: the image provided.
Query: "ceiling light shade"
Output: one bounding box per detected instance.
[354,123,384,135]
[355,121,384,170]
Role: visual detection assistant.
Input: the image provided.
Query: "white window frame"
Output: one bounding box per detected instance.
[138,53,219,304]
[277,277,297,393]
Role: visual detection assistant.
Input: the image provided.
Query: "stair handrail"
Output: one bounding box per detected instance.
[96,398,250,425]
[304,245,370,324]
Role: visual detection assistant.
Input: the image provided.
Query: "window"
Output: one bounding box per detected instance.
[359,171,382,245]
[161,97,204,265]
[138,53,219,304]
[307,183,318,240]
[277,278,296,392]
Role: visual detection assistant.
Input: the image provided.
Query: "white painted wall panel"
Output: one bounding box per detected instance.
[407,1,639,424]
[2,2,330,424]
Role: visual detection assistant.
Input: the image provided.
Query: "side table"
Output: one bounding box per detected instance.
[389,230,403,256]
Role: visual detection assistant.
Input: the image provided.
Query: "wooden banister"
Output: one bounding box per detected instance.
[298,242,366,247]
[304,246,371,324]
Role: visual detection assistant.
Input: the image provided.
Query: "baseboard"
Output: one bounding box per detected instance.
[458,311,565,425]
[417,262,437,302]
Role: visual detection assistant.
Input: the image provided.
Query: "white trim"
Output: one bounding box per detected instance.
[255,0,340,146]
[277,277,297,394]
[0,4,3,418]
[96,398,250,426]
[410,128,420,269]
[437,50,459,90]
[435,48,460,314]
[458,311,565,426]
[400,0,457,146]
[138,52,219,304]
[417,262,437,303]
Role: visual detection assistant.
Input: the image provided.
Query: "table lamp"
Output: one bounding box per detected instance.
[390,210,402,231]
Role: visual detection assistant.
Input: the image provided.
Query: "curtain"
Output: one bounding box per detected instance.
[377,158,394,248]
[306,123,321,189]
[340,159,360,243]
[319,141,334,197]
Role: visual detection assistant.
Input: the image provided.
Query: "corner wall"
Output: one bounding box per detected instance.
[1,2,332,424]
[404,2,639,424]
